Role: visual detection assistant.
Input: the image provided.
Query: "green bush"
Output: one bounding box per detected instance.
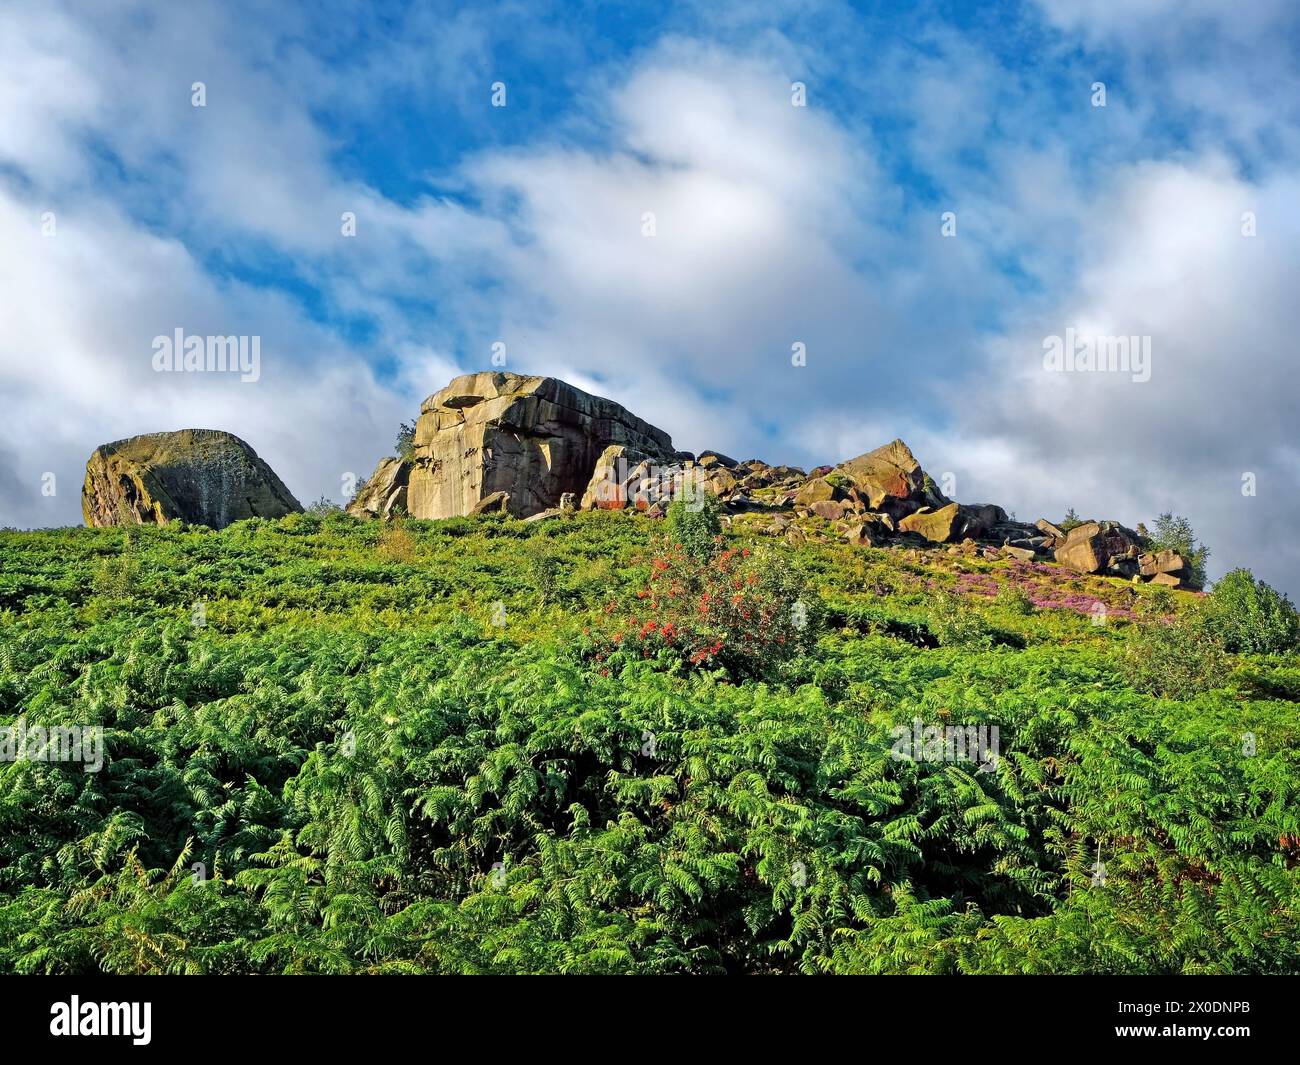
[588,540,818,681]
[1204,568,1300,654]
[394,420,416,462]
[928,591,992,648]
[995,582,1035,615]
[1121,610,1229,697]
[665,492,722,561]
[525,539,563,605]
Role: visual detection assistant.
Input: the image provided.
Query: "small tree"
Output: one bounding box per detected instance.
[395,421,416,462]
[1147,512,1209,588]
[665,493,722,561]
[1205,568,1299,654]
[306,495,343,516]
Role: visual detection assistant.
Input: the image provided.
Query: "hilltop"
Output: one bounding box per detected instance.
[82,372,1201,591]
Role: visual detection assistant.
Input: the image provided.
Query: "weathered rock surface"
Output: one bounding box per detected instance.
[795,477,841,507]
[898,502,964,543]
[346,457,410,520]
[82,429,301,529]
[408,372,676,519]
[1140,549,1188,578]
[958,503,1009,540]
[1054,520,1142,574]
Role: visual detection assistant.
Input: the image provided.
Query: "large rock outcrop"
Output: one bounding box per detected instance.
[407,372,676,519]
[82,429,301,529]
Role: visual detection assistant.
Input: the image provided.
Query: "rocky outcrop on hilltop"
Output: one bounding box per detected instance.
[340,371,1196,588]
[82,429,301,529]
[403,372,677,519]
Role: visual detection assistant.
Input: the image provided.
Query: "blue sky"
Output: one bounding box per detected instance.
[3,0,1300,592]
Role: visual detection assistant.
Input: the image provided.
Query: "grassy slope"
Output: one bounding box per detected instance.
[0,511,1297,974]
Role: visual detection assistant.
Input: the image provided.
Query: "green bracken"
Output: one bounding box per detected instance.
[0,512,1297,974]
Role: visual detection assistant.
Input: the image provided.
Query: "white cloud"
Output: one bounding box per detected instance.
[933,158,1300,589]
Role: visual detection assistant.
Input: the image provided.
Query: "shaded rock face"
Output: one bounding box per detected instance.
[346,457,410,520]
[408,372,676,519]
[82,430,301,529]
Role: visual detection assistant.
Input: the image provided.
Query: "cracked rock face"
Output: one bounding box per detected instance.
[82,429,301,529]
[406,372,676,519]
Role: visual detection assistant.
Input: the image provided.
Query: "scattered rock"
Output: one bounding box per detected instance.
[1053,520,1141,575]
[844,520,886,547]
[795,477,841,507]
[1140,549,1188,578]
[704,467,740,497]
[809,499,847,521]
[959,503,1009,539]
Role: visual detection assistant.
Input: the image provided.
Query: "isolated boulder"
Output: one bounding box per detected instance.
[1139,550,1189,579]
[82,429,300,529]
[1054,521,1141,574]
[408,372,676,519]
[346,457,410,520]
[809,499,847,521]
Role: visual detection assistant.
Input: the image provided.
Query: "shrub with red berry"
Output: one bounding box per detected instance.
[583,537,820,682]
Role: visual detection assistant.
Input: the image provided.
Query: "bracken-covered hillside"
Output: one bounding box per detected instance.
[1,507,1298,974]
